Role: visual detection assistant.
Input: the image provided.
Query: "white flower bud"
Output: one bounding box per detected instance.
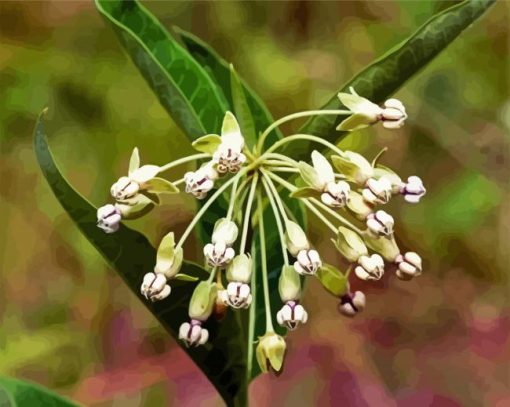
[111,176,139,200]
[362,177,392,205]
[276,301,308,330]
[400,176,426,203]
[219,282,252,309]
[366,210,394,237]
[140,272,171,302]
[381,99,407,129]
[213,145,246,174]
[226,254,252,283]
[179,320,209,347]
[294,249,322,276]
[204,241,235,268]
[184,162,218,200]
[338,291,366,318]
[212,218,238,246]
[395,252,423,280]
[321,180,350,207]
[97,204,122,233]
[355,254,385,281]
[285,221,310,256]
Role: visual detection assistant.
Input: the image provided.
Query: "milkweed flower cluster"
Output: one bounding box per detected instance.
[96,90,425,374]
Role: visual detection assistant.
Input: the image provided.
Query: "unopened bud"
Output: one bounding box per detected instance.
[188,281,217,321]
[278,265,301,302]
[395,252,423,280]
[333,227,368,263]
[285,220,309,256]
[256,332,286,374]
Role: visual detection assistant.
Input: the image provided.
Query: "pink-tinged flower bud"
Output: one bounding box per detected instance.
[395,252,423,280]
[97,204,122,234]
[178,319,209,347]
[294,249,322,276]
[400,176,426,203]
[276,300,308,330]
[366,210,394,237]
[381,99,407,129]
[338,291,366,318]
[111,176,139,200]
[362,177,392,205]
[321,181,350,207]
[204,241,235,268]
[184,163,218,200]
[219,282,252,309]
[140,272,171,302]
[355,254,385,281]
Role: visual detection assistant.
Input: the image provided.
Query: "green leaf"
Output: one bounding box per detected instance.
[316,264,348,297]
[174,26,284,146]
[144,177,179,194]
[94,0,229,138]
[297,0,495,151]
[34,111,248,407]
[230,65,257,147]
[191,134,222,154]
[0,376,77,407]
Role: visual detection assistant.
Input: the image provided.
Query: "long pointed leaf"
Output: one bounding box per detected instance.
[0,377,77,407]
[34,111,247,406]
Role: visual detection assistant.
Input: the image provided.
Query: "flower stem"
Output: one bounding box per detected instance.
[257,189,274,333]
[207,266,218,283]
[239,173,259,254]
[159,153,211,172]
[226,176,240,221]
[261,174,289,266]
[262,133,345,158]
[176,170,246,249]
[257,110,351,152]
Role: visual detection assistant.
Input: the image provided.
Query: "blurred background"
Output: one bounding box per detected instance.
[1,1,509,406]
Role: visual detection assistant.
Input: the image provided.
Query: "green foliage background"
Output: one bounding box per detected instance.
[0,1,508,406]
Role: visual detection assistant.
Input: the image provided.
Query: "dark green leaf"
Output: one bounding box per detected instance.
[34,111,247,407]
[95,0,229,138]
[0,376,77,407]
[230,65,257,148]
[294,0,495,157]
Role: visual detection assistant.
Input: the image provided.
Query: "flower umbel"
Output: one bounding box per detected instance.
[96,100,425,375]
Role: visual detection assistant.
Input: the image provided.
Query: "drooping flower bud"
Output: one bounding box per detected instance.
[366,210,394,237]
[97,204,122,234]
[362,177,392,205]
[256,332,286,374]
[114,194,155,220]
[184,162,218,200]
[395,252,423,280]
[178,319,209,347]
[294,249,322,276]
[153,232,183,279]
[362,232,400,262]
[140,272,171,302]
[355,254,385,281]
[331,151,374,185]
[333,226,368,263]
[204,241,236,268]
[346,191,374,220]
[212,218,238,246]
[322,180,350,207]
[278,265,302,302]
[219,282,252,309]
[188,281,217,322]
[400,176,426,203]
[276,301,308,330]
[111,176,139,200]
[381,99,407,129]
[285,220,309,257]
[226,254,252,283]
[338,291,366,318]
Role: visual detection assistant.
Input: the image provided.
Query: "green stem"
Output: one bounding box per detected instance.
[207,266,218,283]
[239,173,259,254]
[159,153,210,172]
[257,109,351,152]
[262,133,345,158]
[261,175,289,266]
[256,189,274,333]
[226,177,240,221]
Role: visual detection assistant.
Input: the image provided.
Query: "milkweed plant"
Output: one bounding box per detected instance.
[96,88,424,374]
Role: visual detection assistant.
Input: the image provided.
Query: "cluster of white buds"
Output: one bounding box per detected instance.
[204,218,238,268]
[94,93,427,375]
